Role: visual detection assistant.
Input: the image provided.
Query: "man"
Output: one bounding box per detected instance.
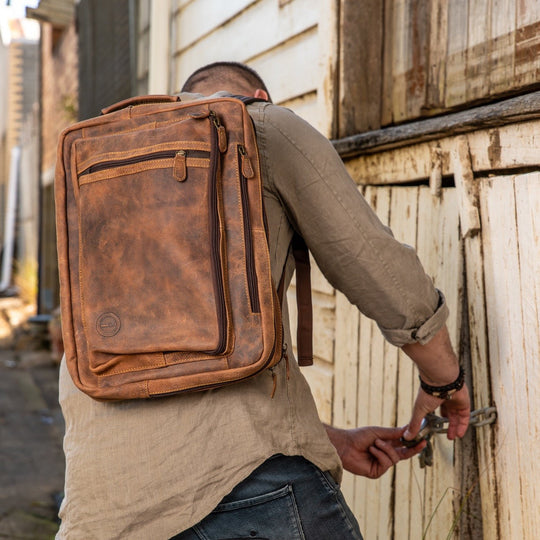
[57,62,470,539]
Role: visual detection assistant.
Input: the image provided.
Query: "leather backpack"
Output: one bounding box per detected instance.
[55,95,312,400]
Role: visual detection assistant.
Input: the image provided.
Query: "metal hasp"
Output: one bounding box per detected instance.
[402,407,498,468]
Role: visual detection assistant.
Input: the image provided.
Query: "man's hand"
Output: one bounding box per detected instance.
[401,325,471,441]
[404,384,470,441]
[325,425,426,479]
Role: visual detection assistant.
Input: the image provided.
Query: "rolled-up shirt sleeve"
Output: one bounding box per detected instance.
[257,104,449,347]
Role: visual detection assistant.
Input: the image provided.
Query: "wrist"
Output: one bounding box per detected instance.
[419,366,465,400]
[325,425,351,460]
[418,364,460,386]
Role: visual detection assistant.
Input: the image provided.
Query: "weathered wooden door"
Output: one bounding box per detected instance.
[474,173,540,539]
[334,185,465,539]
[332,128,540,538]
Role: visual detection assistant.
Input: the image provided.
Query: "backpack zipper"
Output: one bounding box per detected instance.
[208,112,228,355]
[238,144,260,313]
[79,149,210,176]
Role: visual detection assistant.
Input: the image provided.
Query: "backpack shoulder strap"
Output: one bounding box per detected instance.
[291,233,313,366]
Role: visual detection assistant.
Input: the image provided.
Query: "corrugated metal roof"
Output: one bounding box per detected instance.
[26,0,75,28]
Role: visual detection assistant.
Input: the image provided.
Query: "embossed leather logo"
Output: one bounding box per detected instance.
[96,312,121,337]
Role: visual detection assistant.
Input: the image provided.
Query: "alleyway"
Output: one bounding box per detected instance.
[0,298,64,539]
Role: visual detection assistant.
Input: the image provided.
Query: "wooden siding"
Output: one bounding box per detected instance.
[136,0,150,95]
[169,0,336,132]
[339,0,540,136]
[333,185,464,539]
[479,173,540,539]
[343,120,540,538]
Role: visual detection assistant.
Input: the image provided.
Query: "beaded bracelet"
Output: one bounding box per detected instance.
[419,366,465,400]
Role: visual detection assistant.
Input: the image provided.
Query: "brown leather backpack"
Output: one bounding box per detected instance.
[55,95,311,400]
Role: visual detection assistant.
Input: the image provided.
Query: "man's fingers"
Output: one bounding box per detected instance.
[374,438,401,465]
[403,405,427,440]
[441,386,471,440]
[368,442,395,477]
[397,439,427,460]
[445,411,470,440]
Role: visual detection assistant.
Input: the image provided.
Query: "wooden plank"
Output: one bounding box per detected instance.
[248,27,319,103]
[148,0,171,94]
[317,0,339,138]
[452,146,499,539]
[391,0,410,124]
[174,25,319,102]
[381,0,395,126]
[172,0,318,83]
[338,0,383,136]
[173,0,253,51]
[333,289,359,505]
[333,90,540,159]
[342,118,540,185]
[363,324,387,540]
[417,187,462,539]
[333,291,359,429]
[374,188,395,539]
[353,311,374,529]
[426,0,448,111]
[388,187,421,540]
[452,136,481,238]
[445,0,469,107]
[404,0,430,120]
[300,360,334,424]
[513,173,540,537]
[480,176,526,540]
[312,291,336,364]
[378,340,399,539]
[514,2,540,87]
[173,0,318,54]
[489,0,516,94]
[359,187,389,540]
[465,0,491,103]
[353,186,393,535]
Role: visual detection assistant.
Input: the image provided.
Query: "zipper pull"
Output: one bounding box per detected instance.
[189,110,211,119]
[210,111,228,152]
[270,367,277,399]
[239,145,255,178]
[283,343,290,380]
[173,150,187,182]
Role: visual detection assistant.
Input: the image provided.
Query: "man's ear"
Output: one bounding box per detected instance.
[254,89,269,101]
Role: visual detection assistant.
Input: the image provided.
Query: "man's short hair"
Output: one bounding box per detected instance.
[181,61,271,101]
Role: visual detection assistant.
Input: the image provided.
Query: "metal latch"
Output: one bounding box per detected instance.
[402,407,497,467]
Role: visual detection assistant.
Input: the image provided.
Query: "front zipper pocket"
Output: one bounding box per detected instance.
[78,148,211,185]
[75,134,229,365]
[238,144,260,313]
[79,149,211,179]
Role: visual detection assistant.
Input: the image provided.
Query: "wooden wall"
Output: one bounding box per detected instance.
[169,0,338,132]
[333,184,464,539]
[339,0,540,136]
[136,0,150,95]
[344,120,540,539]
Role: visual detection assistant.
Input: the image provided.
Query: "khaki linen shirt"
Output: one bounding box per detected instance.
[57,94,448,539]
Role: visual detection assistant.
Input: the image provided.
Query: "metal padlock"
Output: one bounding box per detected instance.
[401,414,439,448]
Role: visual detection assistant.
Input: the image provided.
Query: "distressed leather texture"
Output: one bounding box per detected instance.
[55,96,283,400]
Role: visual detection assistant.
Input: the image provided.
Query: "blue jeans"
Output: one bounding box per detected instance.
[171,454,363,540]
